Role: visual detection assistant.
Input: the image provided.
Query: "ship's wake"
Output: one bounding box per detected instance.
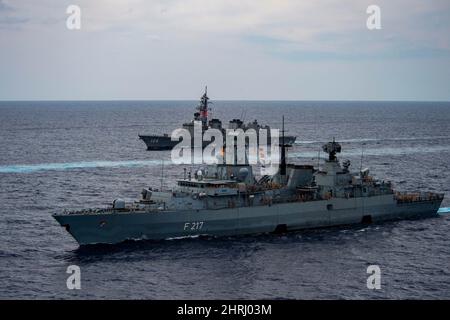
[0,160,163,174]
[2,144,450,174]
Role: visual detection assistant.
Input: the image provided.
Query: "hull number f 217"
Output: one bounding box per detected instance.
[184,221,204,231]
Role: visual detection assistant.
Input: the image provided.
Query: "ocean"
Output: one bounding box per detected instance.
[0,100,449,299]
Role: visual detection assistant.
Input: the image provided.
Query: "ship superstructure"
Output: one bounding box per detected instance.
[138,87,297,150]
[54,135,444,245]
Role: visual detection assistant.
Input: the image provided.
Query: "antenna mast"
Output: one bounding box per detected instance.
[317,149,321,170]
[280,116,286,176]
[198,86,209,128]
[160,159,165,190]
[360,143,365,172]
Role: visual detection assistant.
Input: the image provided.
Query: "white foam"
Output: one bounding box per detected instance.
[0,159,164,174]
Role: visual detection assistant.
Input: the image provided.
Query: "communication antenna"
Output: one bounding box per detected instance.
[317,149,321,170]
[240,109,247,123]
[160,159,165,190]
[280,116,286,176]
[360,142,365,172]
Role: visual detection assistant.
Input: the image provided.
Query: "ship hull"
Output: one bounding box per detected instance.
[138,135,179,150]
[53,195,442,246]
[138,134,297,150]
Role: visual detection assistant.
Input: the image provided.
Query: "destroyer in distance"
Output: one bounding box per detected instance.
[53,137,444,245]
[138,88,296,150]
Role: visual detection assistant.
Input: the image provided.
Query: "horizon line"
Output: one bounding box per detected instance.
[1,99,450,103]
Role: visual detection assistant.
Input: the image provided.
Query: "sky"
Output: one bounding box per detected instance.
[0,0,450,101]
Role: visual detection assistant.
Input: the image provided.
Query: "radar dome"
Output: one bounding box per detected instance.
[238,167,249,181]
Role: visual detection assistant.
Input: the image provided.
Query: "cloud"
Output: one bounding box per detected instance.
[1,0,450,100]
[0,0,13,12]
[0,1,70,29]
[0,0,29,29]
[2,0,450,58]
[72,0,450,58]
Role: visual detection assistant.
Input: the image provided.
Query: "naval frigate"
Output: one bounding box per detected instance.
[53,132,444,246]
[138,87,297,150]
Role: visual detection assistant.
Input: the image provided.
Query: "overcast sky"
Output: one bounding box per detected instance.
[1,0,449,100]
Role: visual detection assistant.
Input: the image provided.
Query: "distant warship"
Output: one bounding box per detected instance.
[138,87,297,150]
[54,128,443,246]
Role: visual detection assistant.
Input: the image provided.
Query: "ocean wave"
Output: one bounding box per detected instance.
[0,160,163,174]
[289,145,450,159]
[3,144,450,173]
[295,135,450,145]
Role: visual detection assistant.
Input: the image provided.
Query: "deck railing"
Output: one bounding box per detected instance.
[394,192,444,203]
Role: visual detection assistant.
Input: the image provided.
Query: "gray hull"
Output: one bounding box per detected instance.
[138,135,179,150]
[53,195,442,246]
[138,134,297,151]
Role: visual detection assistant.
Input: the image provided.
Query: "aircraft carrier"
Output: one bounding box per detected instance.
[138,88,297,150]
[53,130,444,246]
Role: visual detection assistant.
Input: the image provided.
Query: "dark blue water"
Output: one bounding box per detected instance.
[0,101,449,299]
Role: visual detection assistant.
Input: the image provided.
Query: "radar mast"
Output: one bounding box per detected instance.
[197,86,210,128]
[322,138,342,162]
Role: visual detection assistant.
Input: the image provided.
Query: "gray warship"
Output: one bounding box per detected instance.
[53,133,444,246]
[138,87,297,150]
